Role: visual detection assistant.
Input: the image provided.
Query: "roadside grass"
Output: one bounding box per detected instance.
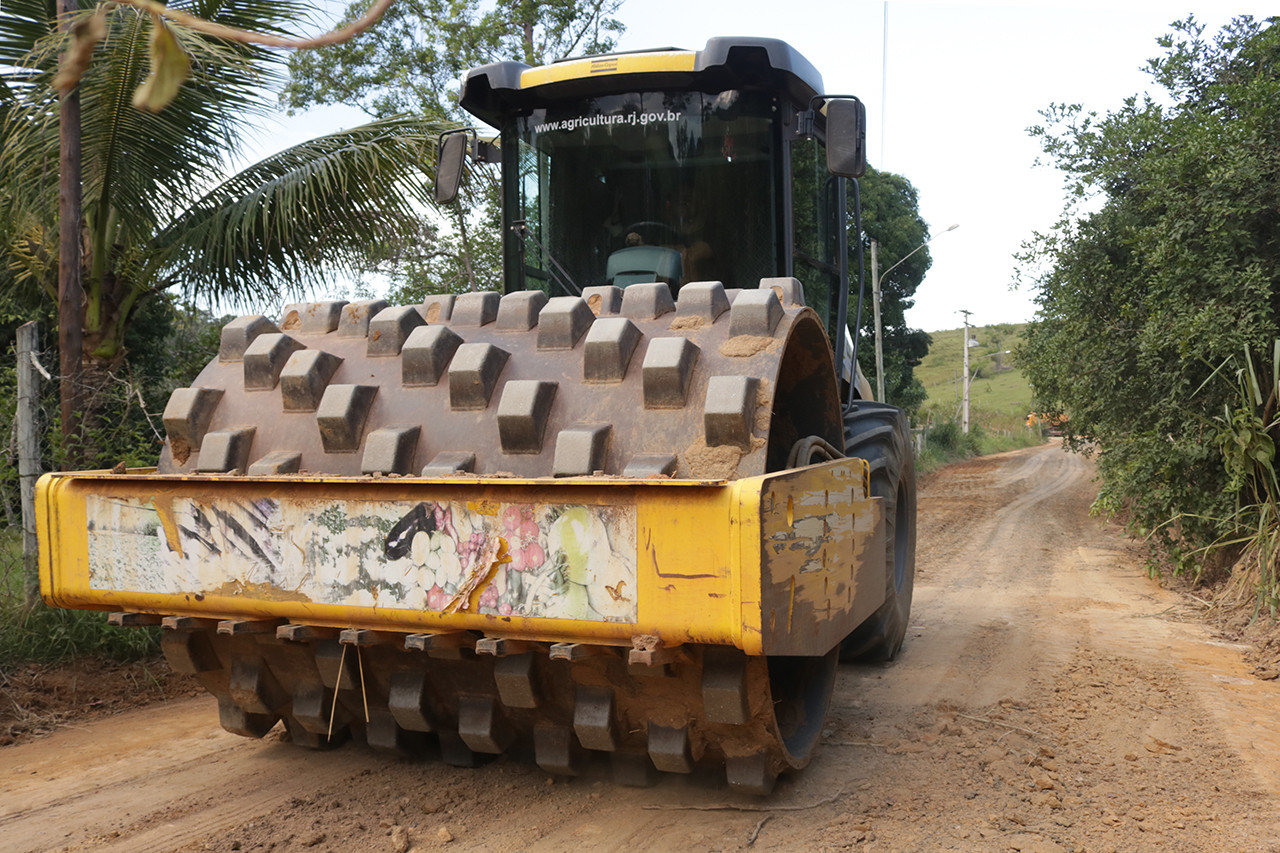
[0,529,159,667]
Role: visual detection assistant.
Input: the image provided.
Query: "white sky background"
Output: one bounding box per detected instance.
[250,0,1276,333]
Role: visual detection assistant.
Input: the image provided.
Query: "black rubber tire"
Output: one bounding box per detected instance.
[838,401,917,663]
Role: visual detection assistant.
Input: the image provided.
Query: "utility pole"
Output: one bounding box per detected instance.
[871,240,884,402]
[960,309,972,434]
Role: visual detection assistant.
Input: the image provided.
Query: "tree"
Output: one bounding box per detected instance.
[853,166,933,414]
[1018,16,1280,570]
[283,0,625,122]
[283,0,625,296]
[1,0,447,466]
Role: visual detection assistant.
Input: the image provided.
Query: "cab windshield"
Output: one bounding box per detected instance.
[507,90,778,294]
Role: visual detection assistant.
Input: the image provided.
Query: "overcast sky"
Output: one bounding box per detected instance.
[255,1,1276,333]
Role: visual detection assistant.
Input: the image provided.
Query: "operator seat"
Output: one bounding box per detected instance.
[606,245,682,287]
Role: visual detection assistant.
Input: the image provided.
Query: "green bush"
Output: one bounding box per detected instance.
[1182,343,1280,613]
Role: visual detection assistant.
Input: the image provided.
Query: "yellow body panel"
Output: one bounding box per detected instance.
[37,459,883,657]
[520,50,696,88]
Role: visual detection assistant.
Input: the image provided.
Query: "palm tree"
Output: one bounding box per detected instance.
[1,0,446,463]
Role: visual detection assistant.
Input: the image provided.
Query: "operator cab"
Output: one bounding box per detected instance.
[507,89,777,293]
[447,38,865,384]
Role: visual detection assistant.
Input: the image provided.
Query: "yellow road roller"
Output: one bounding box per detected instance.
[37,37,916,794]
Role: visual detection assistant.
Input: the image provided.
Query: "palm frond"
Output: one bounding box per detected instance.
[0,0,56,68]
[3,0,318,244]
[153,115,449,305]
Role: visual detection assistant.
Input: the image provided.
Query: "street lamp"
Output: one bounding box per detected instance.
[870,223,959,403]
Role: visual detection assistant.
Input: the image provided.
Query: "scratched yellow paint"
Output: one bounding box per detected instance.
[37,457,884,657]
[635,483,739,647]
[752,458,886,656]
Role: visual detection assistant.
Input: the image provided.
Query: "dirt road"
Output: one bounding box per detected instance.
[4,443,1280,852]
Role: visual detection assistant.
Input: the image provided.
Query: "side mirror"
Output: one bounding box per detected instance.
[435,132,468,204]
[826,98,866,178]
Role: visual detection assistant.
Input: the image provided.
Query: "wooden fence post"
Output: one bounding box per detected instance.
[17,321,43,610]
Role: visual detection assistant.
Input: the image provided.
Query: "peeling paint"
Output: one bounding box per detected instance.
[85,495,637,622]
[757,458,885,655]
[210,579,313,603]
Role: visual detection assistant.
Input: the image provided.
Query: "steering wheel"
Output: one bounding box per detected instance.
[621,220,681,245]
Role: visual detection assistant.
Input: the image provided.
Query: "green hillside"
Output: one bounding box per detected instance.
[915,323,1033,432]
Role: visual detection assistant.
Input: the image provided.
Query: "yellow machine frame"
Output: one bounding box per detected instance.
[38,458,883,658]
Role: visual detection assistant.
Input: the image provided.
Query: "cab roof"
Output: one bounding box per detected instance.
[458,37,825,125]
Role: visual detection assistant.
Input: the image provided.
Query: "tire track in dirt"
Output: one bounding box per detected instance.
[873,446,1089,712]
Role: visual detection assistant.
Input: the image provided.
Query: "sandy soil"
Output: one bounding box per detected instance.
[3,443,1279,853]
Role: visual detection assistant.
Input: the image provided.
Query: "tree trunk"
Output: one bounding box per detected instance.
[523,18,535,65]
[58,0,85,470]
